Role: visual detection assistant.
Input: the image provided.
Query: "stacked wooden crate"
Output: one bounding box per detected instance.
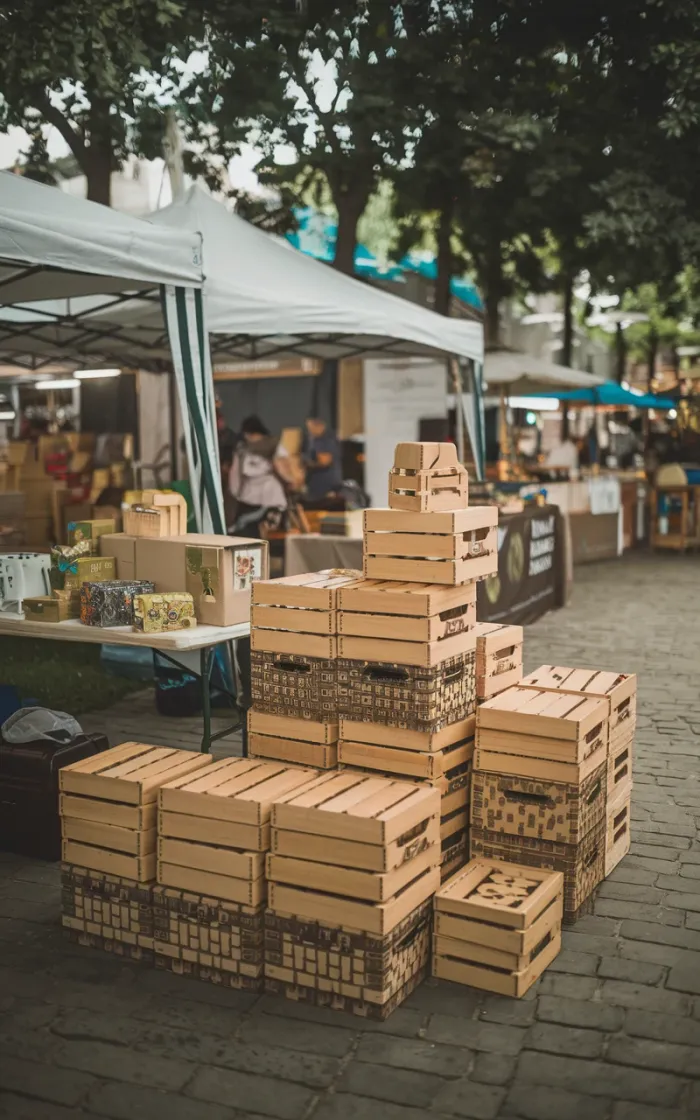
[336,442,497,881]
[265,770,441,1018]
[250,571,360,766]
[433,858,563,996]
[59,743,210,956]
[475,622,524,699]
[156,759,319,989]
[471,686,610,915]
[519,666,636,876]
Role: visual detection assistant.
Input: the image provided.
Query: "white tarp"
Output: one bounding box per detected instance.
[484,348,604,393]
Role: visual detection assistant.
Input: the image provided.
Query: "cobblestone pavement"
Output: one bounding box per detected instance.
[1,553,699,1120]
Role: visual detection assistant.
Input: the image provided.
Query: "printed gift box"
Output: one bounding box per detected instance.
[80,580,155,627]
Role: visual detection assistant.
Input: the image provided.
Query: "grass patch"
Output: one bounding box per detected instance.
[0,637,147,715]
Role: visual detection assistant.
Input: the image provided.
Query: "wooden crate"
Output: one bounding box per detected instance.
[474,743,606,786]
[475,622,524,700]
[339,715,475,756]
[609,737,633,800]
[338,651,476,731]
[388,464,468,513]
[264,898,431,1018]
[272,815,439,874]
[337,627,476,669]
[364,508,498,585]
[441,807,469,843]
[251,628,337,660]
[470,821,605,914]
[59,742,211,804]
[153,885,264,983]
[605,785,632,876]
[519,666,636,745]
[440,830,469,882]
[477,687,609,767]
[433,858,563,997]
[338,593,476,646]
[470,762,607,846]
[338,735,474,781]
[248,709,338,744]
[61,817,157,857]
[154,953,264,990]
[249,732,338,770]
[251,650,337,719]
[252,569,361,610]
[267,843,436,904]
[338,576,477,618]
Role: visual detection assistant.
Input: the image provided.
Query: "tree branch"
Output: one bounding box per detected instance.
[286,58,342,158]
[35,91,88,168]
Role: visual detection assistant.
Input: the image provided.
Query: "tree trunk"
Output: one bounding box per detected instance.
[647,330,658,392]
[332,186,368,275]
[482,238,503,348]
[615,321,626,384]
[484,291,501,348]
[85,95,112,206]
[435,198,453,316]
[561,270,574,439]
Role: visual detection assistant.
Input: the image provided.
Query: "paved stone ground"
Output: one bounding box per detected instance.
[1,552,699,1120]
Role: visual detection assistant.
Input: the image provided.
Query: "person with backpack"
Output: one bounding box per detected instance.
[228,415,296,537]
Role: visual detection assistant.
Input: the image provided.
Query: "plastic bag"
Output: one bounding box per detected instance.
[1,707,83,744]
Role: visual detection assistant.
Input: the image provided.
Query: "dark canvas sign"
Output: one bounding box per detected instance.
[477,505,564,625]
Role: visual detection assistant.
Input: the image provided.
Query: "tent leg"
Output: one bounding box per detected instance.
[168,365,178,483]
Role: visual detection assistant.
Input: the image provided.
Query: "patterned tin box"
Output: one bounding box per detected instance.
[80,580,155,627]
[133,591,196,633]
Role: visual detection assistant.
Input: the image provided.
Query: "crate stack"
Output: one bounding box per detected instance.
[265,770,441,1018]
[155,759,319,990]
[518,667,635,877]
[335,442,498,880]
[433,858,564,996]
[59,743,211,959]
[475,622,524,700]
[471,680,615,916]
[249,571,361,767]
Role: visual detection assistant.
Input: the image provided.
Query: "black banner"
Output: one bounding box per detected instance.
[477,505,565,625]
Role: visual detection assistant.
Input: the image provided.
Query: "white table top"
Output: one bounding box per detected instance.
[0,614,250,651]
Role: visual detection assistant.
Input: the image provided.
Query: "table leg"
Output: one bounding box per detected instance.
[200,646,215,753]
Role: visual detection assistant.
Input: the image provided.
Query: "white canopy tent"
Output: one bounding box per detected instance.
[484,348,604,394]
[0,172,227,533]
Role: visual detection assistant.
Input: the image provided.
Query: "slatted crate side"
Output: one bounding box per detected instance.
[339,714,476,754]
[608,737,633,799]
[61,816,157,856]
[272,814,440,874]
[249,733,338,771]
[159,809,271,853]
[388,468,468,514]
[338,736,474,780]
[59,794,157,831]
[59,742,212,805]
[157,862,267,907]
[338,576,477,617]
[519,665,637,740]
[605,785,632,876]
[61,841,156,884]
[337,627,477,670]
[247,709,339,745]
[432,927,561,998]
[252,570,361,610]
[159,758,321,828]
[474,740,607,785]
[266,843,438,904]
[251,628,338,660]
[363,549,497,587]
[158,837,266,880]
[337,603,477,643]
[470,821,605,915]
[477,687,610,749]
[251,604,338,636]
[470,762,607,846]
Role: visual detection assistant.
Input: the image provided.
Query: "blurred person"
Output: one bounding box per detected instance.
[228,415,295,537]
[304,416,343,501]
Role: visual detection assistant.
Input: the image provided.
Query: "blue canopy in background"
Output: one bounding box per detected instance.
[527,381,676,409]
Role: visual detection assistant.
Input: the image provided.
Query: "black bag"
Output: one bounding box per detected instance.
[0,733,109,861]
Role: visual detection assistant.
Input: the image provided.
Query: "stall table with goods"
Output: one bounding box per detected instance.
[40,441,636,1020]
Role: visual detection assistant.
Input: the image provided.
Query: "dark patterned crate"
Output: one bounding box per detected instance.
[470,762,606,846]
[61,863,154,936]
[470,820,605,914]
[337,651,476,731]
[153,886,265,964]
[154,951,264,990]
[264,900,431,1017]
[440,829,469,882]
[62,924,155,964]
[251,650,337,718]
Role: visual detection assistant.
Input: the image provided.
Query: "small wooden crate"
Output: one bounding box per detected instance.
[264,898,431,1019]
[338,734,474,782]
[153,886,265,988]
[388,443,468,513]
[158,760,319,904]
[251,650,337,719]
[248,708,339,769]
[363,507,498,585]
[433,858,563,997]
[470,762,606,846]
[440,829,469,882]
[605,785,632,876]
[340,714,476,755]
[475,622,524,700]
[59,744,210,882]
[477,687,609,767]
[470,821,605,915]
[519,666,636,746]
[338,651,476,732]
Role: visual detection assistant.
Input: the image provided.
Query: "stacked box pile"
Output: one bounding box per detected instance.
[519,667,635,877]
[265,770,441,1018]
[59,743,210,956]
[475,622,524,699]
[249,571,360,761]
[333,443,497,882]
[471,686,611,915]
[433,858,563,996]
[156,759,319,989]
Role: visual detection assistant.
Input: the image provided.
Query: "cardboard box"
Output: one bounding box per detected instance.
[52,555,116,592]
[100,534,137,580]
[24,595,79,623]
[185,536,268,626]
[68,519,116,547]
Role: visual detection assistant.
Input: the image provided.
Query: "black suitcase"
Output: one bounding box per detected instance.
[0,733,109,861]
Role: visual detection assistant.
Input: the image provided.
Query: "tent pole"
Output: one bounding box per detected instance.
[450,357,465,463]
[168,364,178,482]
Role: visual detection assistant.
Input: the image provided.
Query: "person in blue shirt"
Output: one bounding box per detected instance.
[304,416,343,501]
